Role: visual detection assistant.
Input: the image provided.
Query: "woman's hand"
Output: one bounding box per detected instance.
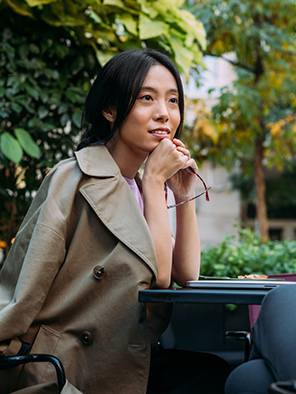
[166,139,198,203]
[143,138,189,185]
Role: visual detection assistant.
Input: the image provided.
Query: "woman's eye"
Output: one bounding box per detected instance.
[141,95,152,101]
[170,97,179,104]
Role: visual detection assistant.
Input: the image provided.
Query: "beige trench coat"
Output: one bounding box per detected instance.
[0,145,159,394]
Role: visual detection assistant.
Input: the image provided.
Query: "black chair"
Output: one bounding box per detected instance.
[269,380,296,393]
[225,330,252,362]
[227,274,296,365]
[0,354,66,393]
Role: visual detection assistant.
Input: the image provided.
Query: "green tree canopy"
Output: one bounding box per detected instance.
[1,0,206,73]
[186,0,296,242]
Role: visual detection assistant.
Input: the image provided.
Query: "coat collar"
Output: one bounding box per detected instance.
[75,144,120,178]
[74,146,158,279]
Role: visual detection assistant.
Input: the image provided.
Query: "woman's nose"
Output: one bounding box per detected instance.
[153,101,169,121]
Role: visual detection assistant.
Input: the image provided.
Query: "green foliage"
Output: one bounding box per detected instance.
[184,0,296,241]
[2,0,206,74]
[0,132,23,163]
[186,0,296,172]
[0,12,95,166]
[0,9,97,254]
[200,228,296,278]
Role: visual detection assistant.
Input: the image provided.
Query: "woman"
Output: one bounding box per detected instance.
[0,49,229,393]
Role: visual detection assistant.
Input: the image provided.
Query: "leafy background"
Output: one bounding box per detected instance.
[201,228,296,278]
[0,9,96,252]
[0,0,206,258]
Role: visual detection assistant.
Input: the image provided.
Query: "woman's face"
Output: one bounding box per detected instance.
[107,64,181,161]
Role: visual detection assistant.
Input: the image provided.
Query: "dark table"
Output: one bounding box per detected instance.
[139,285,275,361]
[139,287,271,305]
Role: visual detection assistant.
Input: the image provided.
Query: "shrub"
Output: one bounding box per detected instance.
[0,9,97,258]
[200,228,296,278]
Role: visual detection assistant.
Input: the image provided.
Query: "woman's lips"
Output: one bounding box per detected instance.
[149,129,170,138]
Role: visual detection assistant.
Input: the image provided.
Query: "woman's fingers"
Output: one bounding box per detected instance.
[147,138,199,184]
[172,138,185,148]
[172,139,192,162]
[173,141,198,172]
[176,146,190,157]
[146,139,188,181]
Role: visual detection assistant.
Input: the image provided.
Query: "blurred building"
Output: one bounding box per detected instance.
[184,56,240,249]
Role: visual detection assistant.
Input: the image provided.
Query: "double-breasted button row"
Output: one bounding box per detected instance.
[93,265,106,280]
[81,331,93,345]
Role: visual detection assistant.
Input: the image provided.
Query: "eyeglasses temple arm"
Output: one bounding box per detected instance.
[167,188,211,209]
[189,167,210,202]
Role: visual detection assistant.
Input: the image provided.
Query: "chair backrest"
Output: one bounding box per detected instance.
[249,273,296,330]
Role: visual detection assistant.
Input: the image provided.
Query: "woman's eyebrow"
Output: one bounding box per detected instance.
[140,86,179,94]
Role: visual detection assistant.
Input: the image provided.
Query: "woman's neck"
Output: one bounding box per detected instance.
[106,142,146,179]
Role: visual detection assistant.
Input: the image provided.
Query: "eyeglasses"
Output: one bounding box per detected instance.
[166,167,211,209]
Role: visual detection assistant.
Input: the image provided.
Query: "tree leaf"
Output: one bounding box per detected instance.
[0,110,10,119]
[88,8,102,24]
[14,128,41,159]
[19,43,30,58]
[58,103,69,114]
[167,36,193,75]
[178,11,207,50]
[29,43,40,54]
[72,110,82,128]
[5,0,34,18]
[103,0,125,8]
[118,13,138,36]
[2,42,15,59]
[24,85,40,100]
[139,14,169,40]
[0,132,23,163]
[60,113,70,126]
[95,48,118,67]
[38,106,49,119]
[26,0,60,6]
[10,102,23,113]
[137,0,158,18]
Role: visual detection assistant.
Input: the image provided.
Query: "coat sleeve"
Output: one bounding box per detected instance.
[0,164,74,356]
[0,223,66,356]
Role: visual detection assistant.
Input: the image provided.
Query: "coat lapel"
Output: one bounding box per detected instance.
[75,146,158,277]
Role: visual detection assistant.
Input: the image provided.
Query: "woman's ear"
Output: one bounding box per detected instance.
[102,107,116,123]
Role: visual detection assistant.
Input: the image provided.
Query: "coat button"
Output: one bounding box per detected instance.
[93,265,106,280]
[81,331,93,345]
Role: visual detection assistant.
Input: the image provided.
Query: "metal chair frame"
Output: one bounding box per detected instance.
[0,354,66,393]
[269,380,296,393]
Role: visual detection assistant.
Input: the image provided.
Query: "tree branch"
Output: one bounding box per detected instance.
[205,51,255,73]
[220,56,255,73]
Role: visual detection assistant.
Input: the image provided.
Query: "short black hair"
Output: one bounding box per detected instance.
[77,49,184,150]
